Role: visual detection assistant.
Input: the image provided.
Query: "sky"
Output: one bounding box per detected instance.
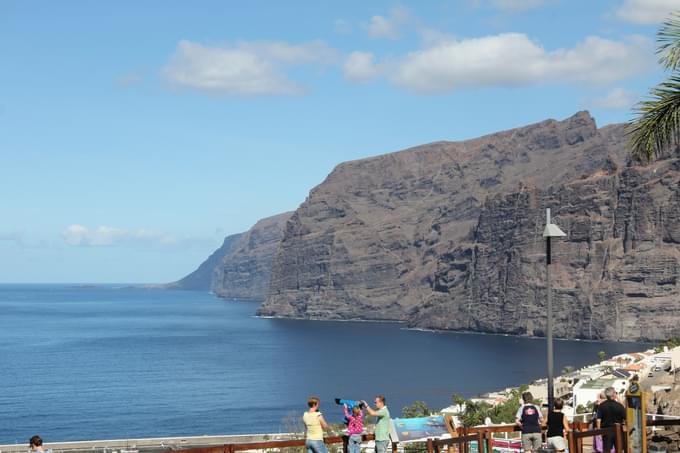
[1,0,678,283]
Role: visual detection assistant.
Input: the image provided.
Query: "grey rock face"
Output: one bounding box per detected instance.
[258,112,680,341]
[169,212,292,300]
[212,211,293,300]
[413,159,680,341]
[166,233,243,291]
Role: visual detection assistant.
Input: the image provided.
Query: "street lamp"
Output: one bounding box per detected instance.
[543,208,566,411]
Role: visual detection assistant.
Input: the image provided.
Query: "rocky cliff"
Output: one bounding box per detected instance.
[212,211,292,300]
[167,233,244,290]
[169,212,292,300]
[411,158,680,341]
[258,112,680,341]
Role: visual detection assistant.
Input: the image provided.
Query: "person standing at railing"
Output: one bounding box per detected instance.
[592,391,607,453]
[362,395,391,453]
[515,391,543,453]
[596,387,625,453]
[344,403,365,453]
[545,398,570,453]
[29,435,50,453]
[304,396,330,453]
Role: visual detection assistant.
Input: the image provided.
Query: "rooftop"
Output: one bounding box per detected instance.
[579,377,619,389]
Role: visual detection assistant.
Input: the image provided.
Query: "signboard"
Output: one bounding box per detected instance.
[625,379,646,453]
[390,416,450,442]
[490,439,522,453]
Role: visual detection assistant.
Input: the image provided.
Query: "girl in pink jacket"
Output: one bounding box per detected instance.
[344,403,364,453]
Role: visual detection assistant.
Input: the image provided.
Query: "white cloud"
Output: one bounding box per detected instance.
[343,52,381,82]
[366,6,411,40]
[238,40,338,65]
[589,87,638,109]
[117,72,143,87]
[0,231,23,245]
[62,224,185,248]
[469,0,546,11]
[334,19,353,35]
[162,40,337,96]
[490,0,545,11]
[615,0,678,25]
[387,33,653,93]
[419,28,457,46]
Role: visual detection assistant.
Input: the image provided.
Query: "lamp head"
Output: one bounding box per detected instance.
[543,208,566,238]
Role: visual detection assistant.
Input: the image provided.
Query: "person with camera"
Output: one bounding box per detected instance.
[362,395,391,453]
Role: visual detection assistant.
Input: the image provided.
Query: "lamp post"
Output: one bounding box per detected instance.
[543,208,566,411]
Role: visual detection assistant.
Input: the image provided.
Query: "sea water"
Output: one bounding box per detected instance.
[0,284,649,443]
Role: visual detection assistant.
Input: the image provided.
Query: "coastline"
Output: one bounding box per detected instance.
[255,312,655,344]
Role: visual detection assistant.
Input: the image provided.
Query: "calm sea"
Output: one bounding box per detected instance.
[0,284,649,444]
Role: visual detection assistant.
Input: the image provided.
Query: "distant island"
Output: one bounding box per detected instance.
[170,111,680,342]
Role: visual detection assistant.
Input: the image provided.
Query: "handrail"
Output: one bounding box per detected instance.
[570,426,616,439]
[160,434,380,453]
[427,432,481,453]
[647,418,680,426]
[165,418,680,453]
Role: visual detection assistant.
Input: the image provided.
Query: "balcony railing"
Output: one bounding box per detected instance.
[163,418,680,453]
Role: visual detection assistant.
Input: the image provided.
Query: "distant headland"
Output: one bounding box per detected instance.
[170,112,680,342]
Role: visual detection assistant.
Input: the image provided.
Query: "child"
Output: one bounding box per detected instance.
[344,403,364,453]
[545,398,570,453]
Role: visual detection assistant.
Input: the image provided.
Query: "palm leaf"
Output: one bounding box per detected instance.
[627,75,680,163]
[658,12,680,71]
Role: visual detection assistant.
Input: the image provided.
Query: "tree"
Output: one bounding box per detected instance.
[460,400,492,427]
[401,400,432,418]
[654,336,680,352]
[451,393,466,413]
[629,12,680,162]
[598,351,607,362]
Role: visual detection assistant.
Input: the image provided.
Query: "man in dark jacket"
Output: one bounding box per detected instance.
[596,387,626,453]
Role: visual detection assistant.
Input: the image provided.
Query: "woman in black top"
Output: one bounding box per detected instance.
[546,398,571,453]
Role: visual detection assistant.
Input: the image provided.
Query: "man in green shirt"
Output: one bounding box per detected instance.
[362,395,391,453]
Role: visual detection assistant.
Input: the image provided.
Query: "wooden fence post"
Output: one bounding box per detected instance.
[567,430,575,453]
[484,430,492,453]
[614,423,623,453]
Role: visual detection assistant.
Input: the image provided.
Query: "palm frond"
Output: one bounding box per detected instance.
[658,12,680,71]
[627,75,680,163]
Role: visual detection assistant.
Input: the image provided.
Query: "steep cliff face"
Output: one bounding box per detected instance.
[169,212,292,300]
[412,158,680,341]
[212,211,293,300]
[257,112,680,340]
[167,233,243,290]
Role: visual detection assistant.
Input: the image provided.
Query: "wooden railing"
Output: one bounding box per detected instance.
[427,432,482,453]
[164,418,680,453]
[568,424,623,453]
[159,434,399,453]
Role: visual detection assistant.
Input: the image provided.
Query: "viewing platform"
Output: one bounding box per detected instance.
[0,433,296,453]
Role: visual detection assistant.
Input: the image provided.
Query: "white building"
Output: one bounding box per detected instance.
[572,376,628,411]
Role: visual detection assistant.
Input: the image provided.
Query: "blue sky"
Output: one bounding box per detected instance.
[1,0,677,283]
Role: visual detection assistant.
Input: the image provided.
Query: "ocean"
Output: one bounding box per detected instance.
[0,284,649,444]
